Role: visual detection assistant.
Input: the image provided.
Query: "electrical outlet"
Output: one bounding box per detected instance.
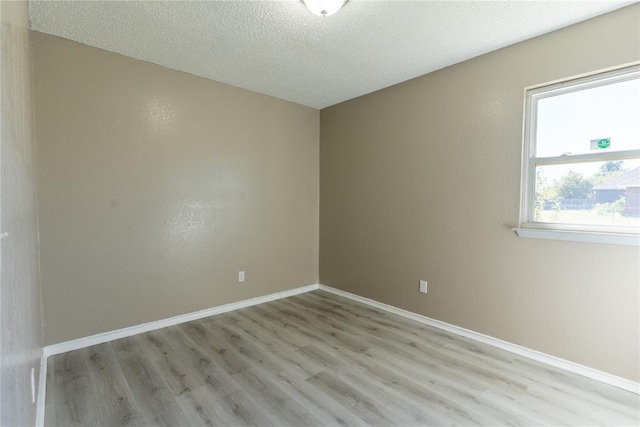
[419,280,428,293]
[238,271,245,282]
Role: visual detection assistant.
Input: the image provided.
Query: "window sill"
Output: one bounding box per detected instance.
[512,227,640,246]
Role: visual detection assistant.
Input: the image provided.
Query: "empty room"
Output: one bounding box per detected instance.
[2,0,640,426]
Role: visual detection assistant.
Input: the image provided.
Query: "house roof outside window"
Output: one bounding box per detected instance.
[592,166,640,190]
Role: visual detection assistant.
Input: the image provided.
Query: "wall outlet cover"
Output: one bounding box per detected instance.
[419,280,428,293]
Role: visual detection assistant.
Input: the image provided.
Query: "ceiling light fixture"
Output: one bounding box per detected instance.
[302,0,348,17]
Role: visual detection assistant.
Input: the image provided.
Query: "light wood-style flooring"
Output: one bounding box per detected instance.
[45,290,640,426]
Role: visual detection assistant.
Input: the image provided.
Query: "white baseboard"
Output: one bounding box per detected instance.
[44,283,319,358]
[35,348,47,427]
[38,283,320,426]
[318,284,640,395]
[39,281,639,406]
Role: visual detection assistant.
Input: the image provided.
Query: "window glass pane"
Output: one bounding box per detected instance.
[535,78,640,157]
[534,159,640,227]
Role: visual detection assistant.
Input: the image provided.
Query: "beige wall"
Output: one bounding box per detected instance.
[1,0,43,425]
[320,5,640,382]
[32,32,319,345]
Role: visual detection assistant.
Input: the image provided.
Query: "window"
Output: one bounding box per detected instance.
[517,64,640,245]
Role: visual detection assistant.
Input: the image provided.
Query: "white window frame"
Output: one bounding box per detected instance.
[515,64,640,246]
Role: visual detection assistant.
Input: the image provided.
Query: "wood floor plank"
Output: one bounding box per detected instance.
[182,321,254,376]
[110,337,190,426]
[232,367,325,426]
[306,370,398,425]
[84,343,145,426]
[201,318,289,375]
[52,348,98,426]
[44,358,56,427]
[215,314,327,381]
[175,385,243,427]
[274,368,372,427]
[45,290,640,426]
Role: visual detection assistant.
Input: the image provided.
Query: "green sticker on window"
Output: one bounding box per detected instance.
[590,138,611,150]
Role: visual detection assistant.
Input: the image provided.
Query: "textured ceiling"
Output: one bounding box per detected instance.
[28,0,636,109]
